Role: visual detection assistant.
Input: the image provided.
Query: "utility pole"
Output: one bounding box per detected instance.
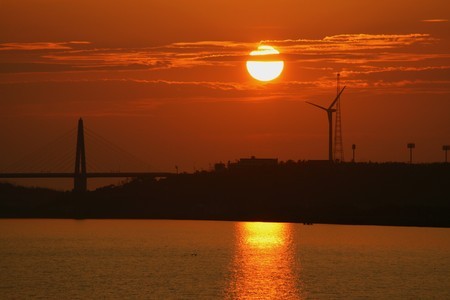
[407,143,415,164]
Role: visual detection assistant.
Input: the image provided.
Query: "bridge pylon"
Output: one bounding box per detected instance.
[74,118,87,192]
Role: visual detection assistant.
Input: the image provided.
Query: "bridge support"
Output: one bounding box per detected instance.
[74,118,87,192]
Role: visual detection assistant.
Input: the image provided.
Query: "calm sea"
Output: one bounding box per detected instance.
[0,220,449,299]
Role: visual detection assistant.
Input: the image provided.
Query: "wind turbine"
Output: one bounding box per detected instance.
[307,86,346,162]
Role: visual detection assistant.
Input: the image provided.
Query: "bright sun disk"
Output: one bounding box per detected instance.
[246,45,284,82]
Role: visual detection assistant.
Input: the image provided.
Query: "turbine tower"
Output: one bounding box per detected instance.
[334,73,344,162]
[307,86,346,162]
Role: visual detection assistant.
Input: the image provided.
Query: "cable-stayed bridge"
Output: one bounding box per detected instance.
[0,119,173,192]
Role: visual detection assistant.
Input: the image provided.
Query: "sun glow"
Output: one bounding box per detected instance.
[244,222,286,248]
[246,45,284,82]
[226,222,300,298]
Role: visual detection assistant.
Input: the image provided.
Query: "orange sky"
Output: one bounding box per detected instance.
[1,0,450,188]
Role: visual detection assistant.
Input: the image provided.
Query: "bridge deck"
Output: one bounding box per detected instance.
[0,172,174,179]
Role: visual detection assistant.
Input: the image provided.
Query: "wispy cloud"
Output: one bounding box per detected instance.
[3,77,449,118]
[0,33,449,109]
[0,34,445,74]
[421,19,448,23]
[340,65,450,76]
[262,34,437,52]
[0,41,90,51]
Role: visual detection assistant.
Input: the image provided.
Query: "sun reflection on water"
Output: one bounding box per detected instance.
[227,222,302,299]
[244,222,286,248]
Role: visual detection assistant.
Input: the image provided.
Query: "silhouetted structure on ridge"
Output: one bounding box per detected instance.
[227,156,278,170]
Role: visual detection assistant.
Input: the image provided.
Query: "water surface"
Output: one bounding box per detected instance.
[1,220,449,299]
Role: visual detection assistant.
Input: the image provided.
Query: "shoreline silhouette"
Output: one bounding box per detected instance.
[1,161,449,228]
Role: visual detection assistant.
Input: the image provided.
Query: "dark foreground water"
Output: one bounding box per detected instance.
[0,220,449,299]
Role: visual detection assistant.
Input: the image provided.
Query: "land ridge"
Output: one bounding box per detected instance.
[1,162,449,228]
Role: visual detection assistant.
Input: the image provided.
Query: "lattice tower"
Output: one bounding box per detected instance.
[334,73,344,162]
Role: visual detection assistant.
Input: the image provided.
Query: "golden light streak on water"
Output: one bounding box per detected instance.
[227,222,302,299]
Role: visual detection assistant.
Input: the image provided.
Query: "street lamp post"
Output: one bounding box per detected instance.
[443,145,450,163]
[352,144,356,162]
[407,143,415,164]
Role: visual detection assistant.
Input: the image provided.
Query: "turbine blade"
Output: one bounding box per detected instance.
[306,101,328,111]
[328,86,346,109]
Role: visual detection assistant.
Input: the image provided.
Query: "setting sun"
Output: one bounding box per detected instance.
[246,45,284,82]
[2,0,450,298]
